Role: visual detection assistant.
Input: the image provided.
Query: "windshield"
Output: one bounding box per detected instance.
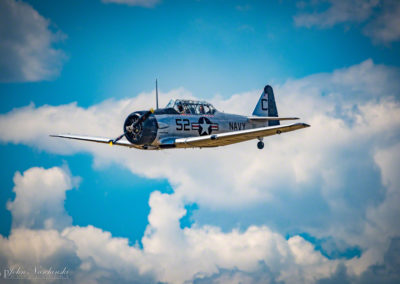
[165,99,175,108]
[168,100,215,115]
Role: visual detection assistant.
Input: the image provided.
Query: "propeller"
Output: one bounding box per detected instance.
[109,108,154,145]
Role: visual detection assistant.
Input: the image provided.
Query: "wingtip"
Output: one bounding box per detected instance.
[303,123,311,127]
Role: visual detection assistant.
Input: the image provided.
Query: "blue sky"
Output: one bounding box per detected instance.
[1,0,400,283]
[2,0,399,111]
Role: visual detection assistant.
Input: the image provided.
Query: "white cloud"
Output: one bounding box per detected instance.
[101,0,160,8]
[347,143,400,275]
[139,192,342,284]
[294,0,379,28]
[0,167,340,283]
[294,0,400,44]
[1,59,400,282]
[0,0,67,82]
[0,228,78,271]
[6,166,77,231]
[62,225,153,283]
[363,0,400,44]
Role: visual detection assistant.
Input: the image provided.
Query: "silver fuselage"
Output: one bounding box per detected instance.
[135,110,266,149]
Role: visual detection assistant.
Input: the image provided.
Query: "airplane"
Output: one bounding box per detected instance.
[51,84,310,150]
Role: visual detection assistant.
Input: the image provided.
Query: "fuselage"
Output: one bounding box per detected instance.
[125,107,266,150]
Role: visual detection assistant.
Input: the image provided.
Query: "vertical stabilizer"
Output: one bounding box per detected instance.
[252,85,279,126]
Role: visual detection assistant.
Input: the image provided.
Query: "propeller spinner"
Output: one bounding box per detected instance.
[109,108,154,145]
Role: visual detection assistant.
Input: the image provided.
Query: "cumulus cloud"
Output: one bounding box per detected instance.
[1,166,342,284]
[7,166,77,231]
[1,165,397,283]
[1,59,400,282]
[294,0,400,44]
[0,0,66,82]
[101,0,160,8]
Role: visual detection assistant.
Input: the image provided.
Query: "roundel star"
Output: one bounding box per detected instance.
[199,117,211,135]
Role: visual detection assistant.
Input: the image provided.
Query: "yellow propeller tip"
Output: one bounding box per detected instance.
[150,108,154,113]
[109,141,113,146]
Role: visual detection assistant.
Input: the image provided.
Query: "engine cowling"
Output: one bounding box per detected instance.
[123,111,158,145]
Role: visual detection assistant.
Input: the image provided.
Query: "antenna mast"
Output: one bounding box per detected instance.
[155,79,159,110]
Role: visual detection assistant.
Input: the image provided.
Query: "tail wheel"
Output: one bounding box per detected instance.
[257,141,264,150]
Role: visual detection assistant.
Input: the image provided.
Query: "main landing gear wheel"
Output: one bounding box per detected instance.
[257,141,264,150]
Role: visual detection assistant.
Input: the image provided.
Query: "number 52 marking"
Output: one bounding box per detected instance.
[176,118,190,131]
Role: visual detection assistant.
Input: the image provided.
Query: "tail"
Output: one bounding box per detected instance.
[252,85,279,126]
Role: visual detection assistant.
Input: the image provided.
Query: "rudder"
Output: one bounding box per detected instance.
[252,85,279,126]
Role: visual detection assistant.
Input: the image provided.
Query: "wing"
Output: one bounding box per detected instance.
[247,116,299,121]
[50,134,134,148]
[171,122,310,148]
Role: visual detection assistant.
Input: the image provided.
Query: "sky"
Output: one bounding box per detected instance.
[0,0,400,283]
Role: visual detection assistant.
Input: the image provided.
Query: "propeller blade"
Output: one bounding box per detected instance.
[133,108,154,126]
[109,132,126,145]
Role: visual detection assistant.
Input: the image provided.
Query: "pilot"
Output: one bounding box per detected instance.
[177,102,184,113]
[199,105,205,114]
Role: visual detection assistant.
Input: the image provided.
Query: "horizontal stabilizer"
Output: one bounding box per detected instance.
[248,116,299,121]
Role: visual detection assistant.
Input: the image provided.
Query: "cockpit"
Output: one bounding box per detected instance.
[165,99,217,115]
